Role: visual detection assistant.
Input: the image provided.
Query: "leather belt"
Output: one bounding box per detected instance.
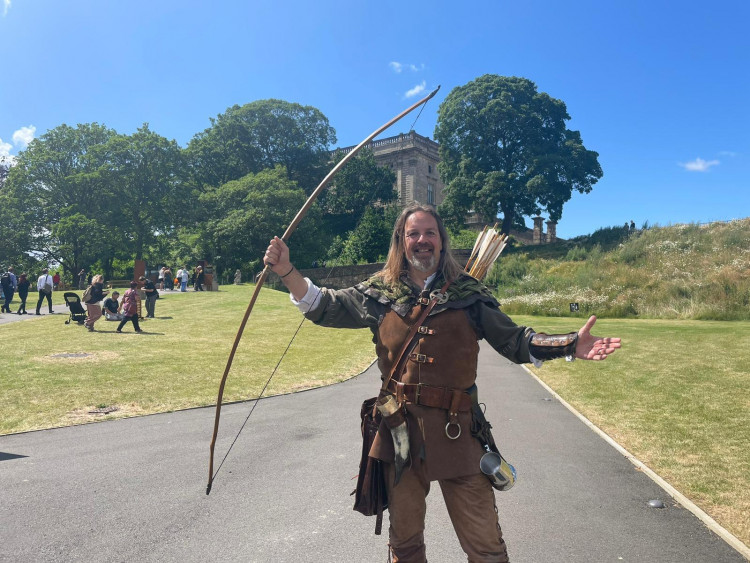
[385,380,472,412]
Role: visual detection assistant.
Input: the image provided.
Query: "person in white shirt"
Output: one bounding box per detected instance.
[35,268,54,315]
[179,267,189,292]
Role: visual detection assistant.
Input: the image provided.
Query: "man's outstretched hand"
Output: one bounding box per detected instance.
[575,315,622,361]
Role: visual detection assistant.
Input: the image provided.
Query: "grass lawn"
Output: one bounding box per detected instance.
[0,284,375,435]
[2,293,748,547]
[515,315,750,549]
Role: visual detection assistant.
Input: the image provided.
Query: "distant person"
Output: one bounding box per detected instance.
[35,268,54,315]
[194,266,205,291]
[630,220,636,232]
[116,281,142,333]
[16,273,30,314]
[103,291,124,321]
[163,267,173,291]
[234,269,242,285]
[83,274,108,332]
[77,269,87,290]
[52,272,61,290]
[1,266,16,313]
[178,267,189,292]
[139,275,158,318]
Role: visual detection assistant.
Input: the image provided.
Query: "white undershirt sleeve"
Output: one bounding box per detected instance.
[289,277,323,313]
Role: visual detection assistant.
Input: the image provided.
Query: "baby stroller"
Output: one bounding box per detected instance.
[63,292,87,325]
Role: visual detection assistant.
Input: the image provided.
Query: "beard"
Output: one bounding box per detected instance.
[408,252,437,273]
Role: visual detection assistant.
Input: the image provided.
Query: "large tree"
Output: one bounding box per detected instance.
[434,75,602,234]
[4,123,119,277]
[198,165,322,274]
[99,124,186,261]
[186,99,336,191]
[318,148,397,238]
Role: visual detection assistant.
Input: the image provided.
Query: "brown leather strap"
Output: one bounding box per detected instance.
[380,280,452,393]
[385,380,473,412]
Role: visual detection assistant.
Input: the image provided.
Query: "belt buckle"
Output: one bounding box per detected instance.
[414,353,427,363]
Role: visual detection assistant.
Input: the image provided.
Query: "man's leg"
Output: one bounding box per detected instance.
[385,463,429,563]
[439,473,510,563]
[46,292,53,313]
[36,291,44,314]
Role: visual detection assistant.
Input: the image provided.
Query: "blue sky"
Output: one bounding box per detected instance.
[1,0,748,239]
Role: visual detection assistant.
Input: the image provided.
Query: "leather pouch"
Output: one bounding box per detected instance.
[352,396,388,535]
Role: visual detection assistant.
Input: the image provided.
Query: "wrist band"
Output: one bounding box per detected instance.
[280,265,295,278]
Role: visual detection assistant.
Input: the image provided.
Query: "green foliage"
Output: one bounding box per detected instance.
[319,148,396,236]
[337,207,392,264]
[186,99,336,190]
[5,123,119,276]
[101,124,187,261]
[447,228,482,249]
[490,219,750,320]
[435,75,602,233]
[198,165,325,273]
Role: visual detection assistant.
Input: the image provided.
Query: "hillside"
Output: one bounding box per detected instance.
[487,219,750,320]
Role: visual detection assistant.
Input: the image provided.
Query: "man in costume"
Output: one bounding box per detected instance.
[264,203,621,563]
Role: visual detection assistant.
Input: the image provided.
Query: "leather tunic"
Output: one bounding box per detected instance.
[371,306,486,482]
[304,272,533,482]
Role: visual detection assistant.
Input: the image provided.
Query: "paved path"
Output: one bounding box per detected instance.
[0,303,68,325]
[1,345,747,562]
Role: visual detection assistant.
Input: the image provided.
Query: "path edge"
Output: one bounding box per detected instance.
[521,365,750,561]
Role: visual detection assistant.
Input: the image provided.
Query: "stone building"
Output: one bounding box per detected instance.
[336,131,559,244]
[337,130,444,208]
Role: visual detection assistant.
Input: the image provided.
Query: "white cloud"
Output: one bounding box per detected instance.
[679,157,720,172]
[389,61,425,74]
[3,0,10,17]
[0,138,11,157]
[405,81,426,98]
[13,125,36,148]
[718,150,737,157]
[389,61,404,73]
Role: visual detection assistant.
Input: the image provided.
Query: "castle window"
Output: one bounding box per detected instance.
[427,183,434,205]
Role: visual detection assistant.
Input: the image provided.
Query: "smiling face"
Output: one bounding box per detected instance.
[404,211,442,275]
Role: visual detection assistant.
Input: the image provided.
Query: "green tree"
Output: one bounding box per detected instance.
[318,148,397,238]
[338,206,393,264]
[4,123,118,277]
[100,124,187,261]
[198,166,320,275]
[186,99,336,191]
[435,75,602,234]
[0,162,32,269]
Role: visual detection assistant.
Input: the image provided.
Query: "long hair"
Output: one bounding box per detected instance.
[92,274,104,284]
[380,203,464,286]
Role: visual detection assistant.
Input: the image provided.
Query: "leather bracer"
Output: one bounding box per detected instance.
[529,331,578,360]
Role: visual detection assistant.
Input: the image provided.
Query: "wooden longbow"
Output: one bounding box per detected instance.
[207,85,441,494]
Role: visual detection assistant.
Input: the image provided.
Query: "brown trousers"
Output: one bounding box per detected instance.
[386,463,509,563]
[85,304,102,328]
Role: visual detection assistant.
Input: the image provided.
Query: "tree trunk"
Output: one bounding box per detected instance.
[500,208,514,236]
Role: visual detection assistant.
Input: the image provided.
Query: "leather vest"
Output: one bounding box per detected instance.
[370,304,485,481]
